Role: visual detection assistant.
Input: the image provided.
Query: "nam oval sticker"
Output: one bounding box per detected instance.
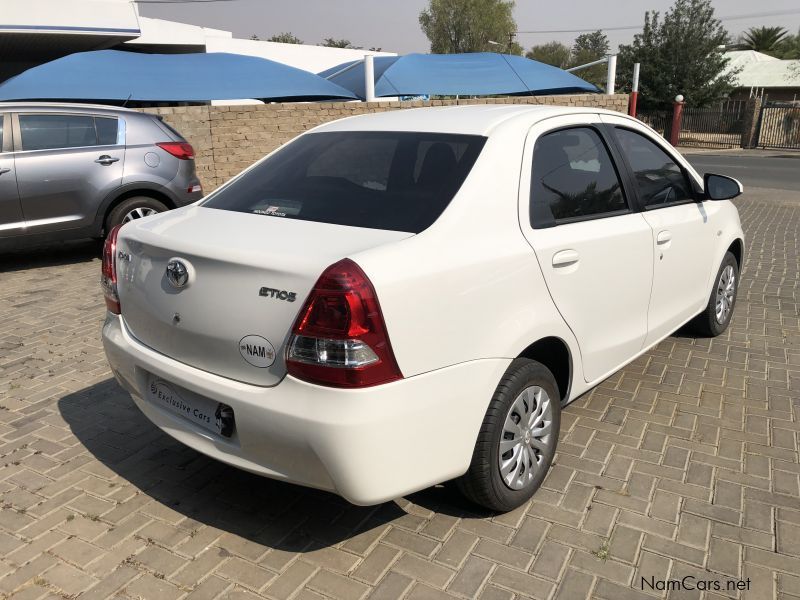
[238,335,276,368]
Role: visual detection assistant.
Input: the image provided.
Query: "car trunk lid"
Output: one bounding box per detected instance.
[115,206,413,386]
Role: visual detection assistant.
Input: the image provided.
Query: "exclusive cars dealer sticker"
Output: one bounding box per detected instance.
[239,335,276,368]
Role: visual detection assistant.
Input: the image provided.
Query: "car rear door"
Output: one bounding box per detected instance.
[13,112,124,234]
[0,112,24,237]
[600,115,714,346]
[518,114,653,383]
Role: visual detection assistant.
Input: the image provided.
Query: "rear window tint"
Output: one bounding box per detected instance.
[202,131,486,233]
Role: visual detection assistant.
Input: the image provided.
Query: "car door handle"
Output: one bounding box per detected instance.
[656,230,672,244]
[552,249,580,267]
[0,167,10,175]
[95,155,120,166]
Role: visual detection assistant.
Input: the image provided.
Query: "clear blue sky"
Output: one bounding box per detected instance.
[139,0,800,54]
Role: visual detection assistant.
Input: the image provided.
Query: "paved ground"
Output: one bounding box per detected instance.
[684,150,800,192]
[0,187,798,600]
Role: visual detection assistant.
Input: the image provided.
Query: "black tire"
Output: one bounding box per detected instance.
[106,196,168,232]
[457,358,561,512]
[690,251,739,337]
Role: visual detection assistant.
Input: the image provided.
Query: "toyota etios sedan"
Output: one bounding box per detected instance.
[102,105,744,512]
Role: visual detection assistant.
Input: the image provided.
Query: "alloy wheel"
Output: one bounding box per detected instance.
[122,207,159,223]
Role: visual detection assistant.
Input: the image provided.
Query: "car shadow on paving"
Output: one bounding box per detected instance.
[57,378,491,553]
[0,239,101,273]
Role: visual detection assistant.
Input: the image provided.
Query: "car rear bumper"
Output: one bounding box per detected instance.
[102,314,510,505]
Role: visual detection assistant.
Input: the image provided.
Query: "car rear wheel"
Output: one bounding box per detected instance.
[106,197,168,232]
[457,358,560,512]
[690,251,739,337]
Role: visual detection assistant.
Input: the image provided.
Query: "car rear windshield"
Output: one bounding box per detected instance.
[202,131,486,233]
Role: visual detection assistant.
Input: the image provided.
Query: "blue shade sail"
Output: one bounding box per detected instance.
[319,53,598,99]
[0,50,359,102]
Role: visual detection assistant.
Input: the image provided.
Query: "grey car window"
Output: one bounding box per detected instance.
[95,117,119,146]
[20,114,98,151]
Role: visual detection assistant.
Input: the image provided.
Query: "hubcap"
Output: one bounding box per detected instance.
[498,386,554,490]
[715,265,736,324]
[122,207,158,223]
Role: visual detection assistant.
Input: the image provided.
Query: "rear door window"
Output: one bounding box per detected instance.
[530,127,629,228]
[202,131,486,233]
[95,117,119,145]
[19,114,119,151]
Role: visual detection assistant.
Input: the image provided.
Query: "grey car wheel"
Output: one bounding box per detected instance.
[122,206,159,223]
[106,196,169,233]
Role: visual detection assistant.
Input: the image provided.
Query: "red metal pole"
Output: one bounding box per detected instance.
[669,95,685,147]
[628,91,639,117]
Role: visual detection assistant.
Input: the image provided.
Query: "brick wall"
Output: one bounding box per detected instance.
[143,94,629,192]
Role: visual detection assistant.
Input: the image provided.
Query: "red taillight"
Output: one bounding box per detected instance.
[286,259,402,388]
[101,225,122,314]
[156,142,195,160]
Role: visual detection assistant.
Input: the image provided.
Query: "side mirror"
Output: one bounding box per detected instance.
[704,173,743,201]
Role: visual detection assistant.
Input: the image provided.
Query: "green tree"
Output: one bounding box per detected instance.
[569,30,609,86]
[526,41,571,69]
[268,32,303,44]
[321,38,357,49]
[419,0,520,54]
[617,0,737,109]
[741,26,788,54]
[774,28,800,59]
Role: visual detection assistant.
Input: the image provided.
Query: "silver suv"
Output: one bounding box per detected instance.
[0,103,202,250]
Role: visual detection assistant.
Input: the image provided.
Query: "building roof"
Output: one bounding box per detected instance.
[314,104,627,136]
[724,50,800,89]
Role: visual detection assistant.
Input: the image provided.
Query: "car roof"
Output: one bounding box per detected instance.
[0,102,138,115]
[313,104,632,136]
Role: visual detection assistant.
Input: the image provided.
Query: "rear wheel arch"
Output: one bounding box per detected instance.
[517,336,572,403]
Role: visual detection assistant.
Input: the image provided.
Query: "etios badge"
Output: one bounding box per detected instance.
[239,335,276,368]
[165,259,191,289]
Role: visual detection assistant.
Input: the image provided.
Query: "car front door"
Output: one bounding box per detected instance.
[519,115,653,383]
[0,112,24,237]
[601,115,715,346]
[13,112,124,234]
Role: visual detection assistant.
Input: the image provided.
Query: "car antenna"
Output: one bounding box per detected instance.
[122,94,132,108]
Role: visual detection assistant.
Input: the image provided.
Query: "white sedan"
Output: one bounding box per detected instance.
[101,105,744,512]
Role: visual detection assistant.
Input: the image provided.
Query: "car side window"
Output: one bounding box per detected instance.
[18,114,118,151]
[530,127,628,228]
[614,128,693,208]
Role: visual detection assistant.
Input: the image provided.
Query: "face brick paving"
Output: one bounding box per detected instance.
[0,186,797,599]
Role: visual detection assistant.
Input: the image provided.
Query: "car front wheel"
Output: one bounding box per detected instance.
[691,251,739,337]
[457,358,561,512]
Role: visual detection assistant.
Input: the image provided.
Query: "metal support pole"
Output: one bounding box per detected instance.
[669,95,685,147]
[629,62,640,117]
[606,54,617,95]
[364,54,376,102]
